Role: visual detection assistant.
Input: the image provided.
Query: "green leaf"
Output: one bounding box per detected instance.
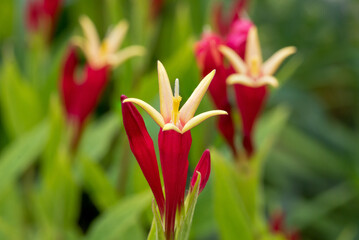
[79,155,119,211]
[176,173,201,240]
[211,149,253,240]
[31,149,80,235]
[86,191,152,240]
[79,113,120,161]
[0,53,44,139]
[0,121,48,195]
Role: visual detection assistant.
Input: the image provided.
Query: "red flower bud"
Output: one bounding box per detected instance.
[190,149,211,193]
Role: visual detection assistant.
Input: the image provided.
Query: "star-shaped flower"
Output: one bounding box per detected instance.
[72,16,145,69]
[124,61,227,134]
[219,26,296,88]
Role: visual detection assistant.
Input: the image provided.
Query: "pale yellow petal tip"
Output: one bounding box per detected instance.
[284,46,297,55]
[130,46,146,56]
[162,123,182,133]
[218,45,232,55]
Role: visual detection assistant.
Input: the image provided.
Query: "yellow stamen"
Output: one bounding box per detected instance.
[250,57,260,77]
[172,79,182,125]
[100,41,108,57]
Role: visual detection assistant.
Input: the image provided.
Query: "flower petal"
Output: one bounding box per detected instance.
[79,16,100,60]
[179,70,216,124]
[219,45,247,73]
[258,75,279,87]
[121,95,165,215]
[226,74,254,87]
[107,46,145,66]
[245,26,262,67]
[104,20,129,54]
[262,46,297,76]
[181,110,227,133]
[190,149,211,193]
[123,98,165,127]
[157,61,173,122]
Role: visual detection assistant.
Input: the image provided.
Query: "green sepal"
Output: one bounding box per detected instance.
[147,200,165,240]
[175,172,201,240]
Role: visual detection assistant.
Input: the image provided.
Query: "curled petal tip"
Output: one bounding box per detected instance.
[121,95,127,102]
[162,123,182,133]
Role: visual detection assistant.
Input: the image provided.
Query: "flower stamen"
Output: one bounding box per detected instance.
[172,78,182,125]
[250,57,260,77]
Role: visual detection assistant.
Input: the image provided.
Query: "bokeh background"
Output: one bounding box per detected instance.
[0,0,358,239]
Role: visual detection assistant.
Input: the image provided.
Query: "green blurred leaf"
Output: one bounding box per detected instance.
[0,121,48,195]
[86,191,152,240]
[176,173,201,240]
[0,184,24,240]
[79,155,119,211]
[80,113,120,161]
[31,149,80,237]
[211,149,253,240]
[0,53,44,139]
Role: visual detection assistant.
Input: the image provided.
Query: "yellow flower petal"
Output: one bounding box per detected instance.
[245,26,262,67]
[104,20,129,54]
[162,123,182,133]
[157,61,173,123]
[107,46,145,67]
[179,70,215,124]
[79,16,100,60]
[258,76,279,87]
[219,45,247,74]
[262,46,297,76]
[226,74,254,86]
[123,98,165,127]
[181,110,228,133]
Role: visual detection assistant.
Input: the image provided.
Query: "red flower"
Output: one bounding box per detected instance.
[195,33,237,155]
[212,0,249,36]
[25,0,62,37]
[60,16,144,149]
[122,62,222,239]
[220,26,296,157]
[60,47,109,149]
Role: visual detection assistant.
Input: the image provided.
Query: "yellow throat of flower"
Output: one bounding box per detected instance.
[250,57,260,77]
[171,78,182,125]
[100,41,109,58]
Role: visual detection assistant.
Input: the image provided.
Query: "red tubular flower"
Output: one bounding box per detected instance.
[123,61,224,239]
[220,25,296,157]
[190,149,211,193]
[60,16,144,149]
[121,95,165,215]
[212,0,248,36]
[195,33,237,155]
[25,0,62,37]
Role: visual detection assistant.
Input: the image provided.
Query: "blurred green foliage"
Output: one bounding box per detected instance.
[0,0,358,239]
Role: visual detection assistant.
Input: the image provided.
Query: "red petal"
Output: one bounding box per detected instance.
[190,149,211,193]
[195,33,237,155]
[158,129,192,239]
[121,95,165,215]
[234,85,267,156]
